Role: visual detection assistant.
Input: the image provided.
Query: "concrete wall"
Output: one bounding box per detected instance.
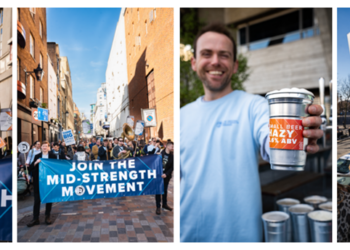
[106,7,130,138]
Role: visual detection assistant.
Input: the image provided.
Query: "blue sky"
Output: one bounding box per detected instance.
[47,8,121,116]
[338,8,350,84]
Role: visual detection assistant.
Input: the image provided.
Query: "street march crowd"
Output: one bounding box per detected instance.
[17,136,174,228]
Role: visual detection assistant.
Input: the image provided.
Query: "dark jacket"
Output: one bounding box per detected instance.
[98,146,111,160]
[29,152,66,193]
[50,149,66,160]
[161,150,174,180]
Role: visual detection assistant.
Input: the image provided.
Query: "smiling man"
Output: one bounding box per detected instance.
[180,23,324,242]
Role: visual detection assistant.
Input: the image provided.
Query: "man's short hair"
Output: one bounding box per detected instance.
[103,139,108,142]
[166,141,174,147]
[34,141,40,146]
[193,22,237,62]
[42,141,49,146]
[113,137,117,141]
[53,142,59,147]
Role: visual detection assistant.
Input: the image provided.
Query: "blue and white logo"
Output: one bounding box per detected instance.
[37,107,49,122]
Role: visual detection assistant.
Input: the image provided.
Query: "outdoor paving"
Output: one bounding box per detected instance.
[17,179,173,243]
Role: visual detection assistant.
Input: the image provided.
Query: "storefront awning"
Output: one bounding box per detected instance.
[17,20,26,48]
[17,80,26,99]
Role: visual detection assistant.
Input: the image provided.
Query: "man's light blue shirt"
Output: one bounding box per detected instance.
[180,90,270,242]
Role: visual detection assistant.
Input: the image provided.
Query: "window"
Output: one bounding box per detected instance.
[29,8,35,18]
[40,87,43,103]
[39,20,42,38]
[30,33,34,58]
[40,53,43,68]
[145,21,148,34]
[0,8,3,26]
[30,75,34,99]
[0,28,2,57]
[238,9,317,51]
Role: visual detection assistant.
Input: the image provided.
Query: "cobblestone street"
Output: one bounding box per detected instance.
[17,179,173,242]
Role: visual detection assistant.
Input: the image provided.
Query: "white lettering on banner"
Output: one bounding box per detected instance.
[127,182,136,192]
[86,185,95,195]
[106,184,116,193]
[119,171,128,181]
[47,175,59,185]
[101,172,109,182]
[97,184,104,194]
[1,189,11,207]
[139,170,146,179]
[129,160,135,168]
[130,171,137,180]
[137,182,144,190]
[148,170,156,179]
[62,186,73,197]
[118,183,125,192]
[83,173,90,183]
[67,174,75,184]
[118,161,127,169]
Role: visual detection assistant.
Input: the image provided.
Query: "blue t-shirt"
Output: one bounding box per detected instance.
[180,90,270,242]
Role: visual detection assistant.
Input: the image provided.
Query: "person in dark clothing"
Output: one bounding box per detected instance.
[50,142,66,159]
[98,139,111,160]
[112,137,127,159]
[27,141,65,227]
[155,141,174,215]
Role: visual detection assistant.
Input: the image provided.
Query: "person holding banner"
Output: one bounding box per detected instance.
[51,142,66,159]
[27,141,61,227]
[156,141,174,215]
[112,137,128,159]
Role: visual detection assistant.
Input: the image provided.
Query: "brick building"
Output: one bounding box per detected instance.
[124,8,174,142]
[0,8,12,157]
[17,8,49,145]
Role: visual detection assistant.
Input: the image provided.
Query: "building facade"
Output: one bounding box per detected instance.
[74,103,82,141]
[105,7,130,138]
[93,84,107,137]
[47,42,62,140]
[0,8,12,156]
[47,52,59,142]
[59,56,74,132]
[17,7,49,145]
[124,8,174,142]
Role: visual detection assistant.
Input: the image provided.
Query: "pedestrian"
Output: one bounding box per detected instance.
[156,141,174,215]
[180,22,324,242]
[73,146,89,161]
[91,139,100,160]
[26,141,41,167]
[98,139,111,160]
[50,142,65,159]
[89,137,96,150]
[84,146,91,160]
[143,139,152,154]
[112,137,128,159]
[27,141,63,227]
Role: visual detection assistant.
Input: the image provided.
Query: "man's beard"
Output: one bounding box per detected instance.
[200,73,232,92]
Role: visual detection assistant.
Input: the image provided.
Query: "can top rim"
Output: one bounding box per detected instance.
[307,210,332,222]
[276,198,300,206]
[262,211,289,222]
[288,204,314,214]
[304,195,328,203]
[265,88,314,99]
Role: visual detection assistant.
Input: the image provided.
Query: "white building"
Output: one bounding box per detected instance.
[105,7,130,138]
[93,83,107,136]
[48,54,57,120]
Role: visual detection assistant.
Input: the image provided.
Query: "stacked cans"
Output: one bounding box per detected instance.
[262,196,332,242]
[265,88,314,171]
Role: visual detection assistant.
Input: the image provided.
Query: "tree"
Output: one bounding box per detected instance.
[338,75,350,128]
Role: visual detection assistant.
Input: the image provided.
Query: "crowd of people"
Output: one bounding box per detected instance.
[17,136,174,227]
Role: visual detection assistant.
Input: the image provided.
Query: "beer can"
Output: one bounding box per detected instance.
[265,88,314,171]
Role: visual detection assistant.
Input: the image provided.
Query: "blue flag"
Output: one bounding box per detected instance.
[39,154,164,204]
[0,158,12,242]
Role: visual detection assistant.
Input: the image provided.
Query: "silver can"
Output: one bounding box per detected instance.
[307,210,332,242]
[276,198,300,242]
[265,88,314,171]
[262,211,289,242]
[318,201,332,212]
[288,204,314,242]
[304,195,328,210]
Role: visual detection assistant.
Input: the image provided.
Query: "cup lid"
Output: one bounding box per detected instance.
[307,210,332,222]
[288,204,314,214]
[304,195,328,204]
[265,88,314,99]
[262,211,289,222]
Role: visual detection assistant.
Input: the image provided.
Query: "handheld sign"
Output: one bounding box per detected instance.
[37,107,49,122]
[18,142,30,154]
[141,109,157,127]
[0,109,12,131]
[135,120,145,136]
[82,120,91,134]
[126,116,135,128]
[62,130,76,146]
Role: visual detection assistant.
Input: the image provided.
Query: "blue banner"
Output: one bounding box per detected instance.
[0,158,12,242]
[39,155,164,204]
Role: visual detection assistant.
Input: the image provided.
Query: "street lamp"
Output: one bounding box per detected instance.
[25,64,44,85]
[65,111,69,117]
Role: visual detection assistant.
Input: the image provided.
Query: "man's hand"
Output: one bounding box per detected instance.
[35,159,41,165]
[161,174,166,178]
[302,104,324,154]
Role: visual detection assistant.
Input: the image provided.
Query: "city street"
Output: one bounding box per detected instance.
[338,124,350,159]
[17,179,173,242]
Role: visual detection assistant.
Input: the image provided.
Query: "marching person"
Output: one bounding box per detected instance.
[26,141,41,167]
[27,141,64,227]
[74,146,89,161]
[112,137,128,159]
[50,142,66,159]
[180,23,324,242]
[98,139,111,160]
[89,137,96,150]
[91,139,100,160]
[156,141,174,215]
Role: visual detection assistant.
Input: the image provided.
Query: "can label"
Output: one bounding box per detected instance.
[269,119,303,150]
